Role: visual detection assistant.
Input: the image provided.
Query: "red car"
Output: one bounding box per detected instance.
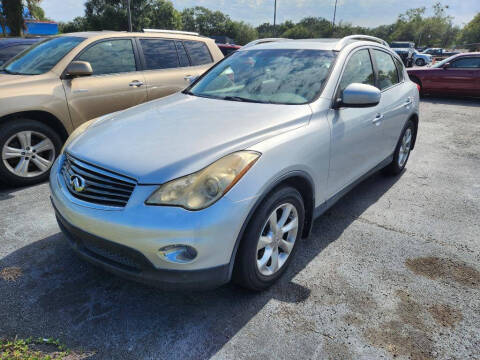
[217,43,242,57]
[407,52,480,97]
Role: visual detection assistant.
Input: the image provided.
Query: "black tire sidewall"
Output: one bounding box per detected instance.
[416,58,425,66]
[234,186,305,291]
[0,119,62,186]
[390,120,415,174]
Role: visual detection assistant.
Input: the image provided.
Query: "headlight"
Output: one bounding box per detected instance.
[146,151,261,210]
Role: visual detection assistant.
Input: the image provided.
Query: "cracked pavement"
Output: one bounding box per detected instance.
[1,97,479,359]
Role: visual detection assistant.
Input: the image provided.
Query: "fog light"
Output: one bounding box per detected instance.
[158,245,197,264]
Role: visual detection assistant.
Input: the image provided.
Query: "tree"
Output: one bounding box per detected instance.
[2,0,24,36]
[84,0,181,32]
[0,3,6,37]
[458,12,480,50]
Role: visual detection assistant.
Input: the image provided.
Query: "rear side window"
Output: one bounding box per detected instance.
[372,49,399,90]
[394,57,405,81]
[338,49,375,93]
[140,39,179,70]
[450,57,480,68]
[78,39,136,75]
[175,41,190,67]
[0,44,30,65]
[183,41,213,66]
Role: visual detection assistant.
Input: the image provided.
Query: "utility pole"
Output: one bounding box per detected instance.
[127,0,133,32]
[332,0,338,30]
[273,0,277,36]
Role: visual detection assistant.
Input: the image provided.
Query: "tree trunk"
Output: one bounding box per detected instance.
[2,0,24,37]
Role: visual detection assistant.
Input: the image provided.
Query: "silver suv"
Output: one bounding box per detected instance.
[50,35,419,291]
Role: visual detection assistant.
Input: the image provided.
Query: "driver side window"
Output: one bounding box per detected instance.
[338,49,375,94]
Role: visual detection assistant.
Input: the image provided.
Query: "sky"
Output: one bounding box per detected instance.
[42,0,479,27]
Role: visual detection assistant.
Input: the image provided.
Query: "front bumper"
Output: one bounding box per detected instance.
[49,155,256,289]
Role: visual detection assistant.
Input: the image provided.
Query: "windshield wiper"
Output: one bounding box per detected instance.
[222,96,270,104]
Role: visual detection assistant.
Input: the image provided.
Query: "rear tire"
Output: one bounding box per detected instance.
[0,119,62,187]
[233,186,305,291]
[384,119,415,176]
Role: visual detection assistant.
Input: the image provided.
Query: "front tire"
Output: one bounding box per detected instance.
[415,58,426,67]
[384,119,415,176]
[0,119,62,187]
[233,186,305,291]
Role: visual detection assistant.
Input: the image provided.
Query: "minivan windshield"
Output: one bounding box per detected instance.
[1,36,85,75]
[188,49,336,104]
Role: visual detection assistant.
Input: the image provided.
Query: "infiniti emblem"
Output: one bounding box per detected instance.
[70,174,86,193]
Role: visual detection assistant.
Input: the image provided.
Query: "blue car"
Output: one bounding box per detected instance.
[0,37,45,66]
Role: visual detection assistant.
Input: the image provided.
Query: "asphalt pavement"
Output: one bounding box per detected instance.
[1,97,479,359]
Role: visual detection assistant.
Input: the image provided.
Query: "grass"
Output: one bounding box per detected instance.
[0,337,70,360]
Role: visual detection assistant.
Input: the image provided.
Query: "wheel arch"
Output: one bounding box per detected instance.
[227,170,316,279]
[0,111,69,142]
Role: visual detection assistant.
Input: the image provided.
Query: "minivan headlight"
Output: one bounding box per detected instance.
[146,151,260,210]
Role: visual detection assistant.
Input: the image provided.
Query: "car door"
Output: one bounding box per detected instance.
[444,56,480,96]
[327,48,383,197]
[137,38,214,101]
[371,49,411,158]
[62,38,147,128]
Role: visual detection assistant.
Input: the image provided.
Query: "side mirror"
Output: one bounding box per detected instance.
[66,61,93,77]
[338,83,381,108]
[443,62,451,69]
[184,75,198,84]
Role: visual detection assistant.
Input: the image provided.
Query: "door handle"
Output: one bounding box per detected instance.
[372,113,384,125]
[129,80,144,87]
[404,97,413,107]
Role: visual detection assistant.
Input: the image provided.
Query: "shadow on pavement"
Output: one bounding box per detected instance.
[420,96,480,107]
[0,171,403,359]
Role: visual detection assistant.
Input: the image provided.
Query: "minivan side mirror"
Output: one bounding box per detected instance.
[66,61,93,77]
[338,83,381,108]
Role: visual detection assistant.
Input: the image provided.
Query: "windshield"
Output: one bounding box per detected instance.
[1,36,85,75]
[431,54,458,68]
[188,49,336,105]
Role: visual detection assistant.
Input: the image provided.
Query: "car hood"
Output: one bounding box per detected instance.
[0,73,32,87]
[67,93,312,184]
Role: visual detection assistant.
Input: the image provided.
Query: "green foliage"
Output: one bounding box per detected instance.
[0,337,69,360]
[55,1,476,49]
[83,0,181,32]
[458,12,480,50]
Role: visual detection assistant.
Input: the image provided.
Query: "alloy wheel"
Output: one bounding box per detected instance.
[1,130,56,178]
[256,203,299,276]
[398,128,412,168]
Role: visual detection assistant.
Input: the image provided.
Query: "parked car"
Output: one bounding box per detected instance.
[390,41,415,67]
[412,50,432,67]
[50,35,419,291]
[0,37,45,66]
[422,48,459,59]
[408,52,480,97]
[0,30,223,186]
[217,43,242,57]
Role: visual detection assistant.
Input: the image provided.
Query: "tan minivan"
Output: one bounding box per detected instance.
[0,30,223,186]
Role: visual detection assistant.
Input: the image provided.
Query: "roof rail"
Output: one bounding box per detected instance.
[143,29,199,36]
[243,38,291,49]
[335,35,389,50]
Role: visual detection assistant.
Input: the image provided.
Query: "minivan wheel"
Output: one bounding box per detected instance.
[233,186,305,291]
[0,119,62,186]
[384,119,415,176]
[415,58,425,66]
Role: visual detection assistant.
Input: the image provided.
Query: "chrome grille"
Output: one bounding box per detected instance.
[61,154,136,207]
